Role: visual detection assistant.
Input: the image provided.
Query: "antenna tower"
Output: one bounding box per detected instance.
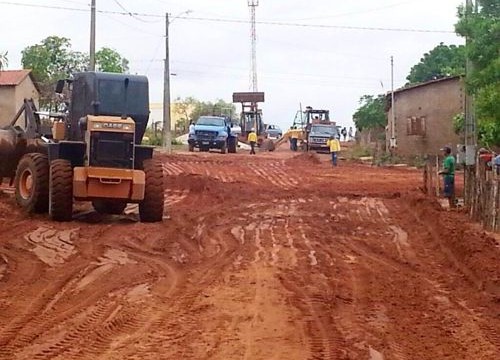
[248,0,259,91]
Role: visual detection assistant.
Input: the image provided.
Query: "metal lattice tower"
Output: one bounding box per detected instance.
[248,0,259,92]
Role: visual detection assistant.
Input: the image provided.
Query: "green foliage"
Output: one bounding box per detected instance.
[143,128,162,146]
[174,96,237,131]
[406,43,466,84]
[0,51,8,70]
[21,36,129,109]
[348,144,373,159]
[191,98,236,122]
[96,47,129,73]
[352,95,387,132]
[455,0,500,146]
[21,36,87,83]
[453,113,465,135]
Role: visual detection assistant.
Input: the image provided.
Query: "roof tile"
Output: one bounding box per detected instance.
[0,70,31,86]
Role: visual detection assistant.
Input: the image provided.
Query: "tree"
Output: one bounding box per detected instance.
[21,36,88,108]
[0,51,7,71]
[455,0,500,146]
[22,36,88,83]
[352,95,387,132]
[21,36,129,109]
[174,97,236,124]
[406,43,466,84]
[96,47,129,73]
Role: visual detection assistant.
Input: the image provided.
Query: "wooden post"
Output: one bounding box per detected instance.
[435,156,440,197]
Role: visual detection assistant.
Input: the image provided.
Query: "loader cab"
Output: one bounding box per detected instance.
[52,72,152,170]
[69,72,149,144]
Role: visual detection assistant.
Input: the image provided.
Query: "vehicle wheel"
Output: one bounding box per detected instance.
[139,159,164,223]
[188,143,195,152]
[14,153,49,213]
[92,200,127,215]
[220,143,227,154]
[49,159,73,222]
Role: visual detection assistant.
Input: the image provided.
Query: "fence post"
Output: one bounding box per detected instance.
[435,156,440,197]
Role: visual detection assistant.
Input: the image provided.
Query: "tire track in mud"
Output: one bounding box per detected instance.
[1,153,498,359]
[0,227,180,360]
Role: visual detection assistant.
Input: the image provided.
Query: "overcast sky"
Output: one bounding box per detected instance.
[0,0,465,130]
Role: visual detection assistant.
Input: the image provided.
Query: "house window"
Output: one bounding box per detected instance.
[406,116,426,136]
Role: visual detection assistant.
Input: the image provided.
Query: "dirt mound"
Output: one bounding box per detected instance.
[287,152,321,165]
[167,174,224,193]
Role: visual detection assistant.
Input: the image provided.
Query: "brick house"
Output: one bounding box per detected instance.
[386,76,464,157]
[0,70,39,127]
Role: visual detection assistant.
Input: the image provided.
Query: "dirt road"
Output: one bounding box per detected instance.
[0,151,499,359]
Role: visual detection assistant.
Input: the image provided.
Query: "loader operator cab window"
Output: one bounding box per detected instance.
[97,79,148,117]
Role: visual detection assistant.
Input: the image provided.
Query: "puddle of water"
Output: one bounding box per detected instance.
[25,227,78,267]
[126,283,151,302]
[76,263,114,290]
[308,250,318,266]
[233,255,243,268]
[345,254,357,264]
[98,249,136,266]
[369,347,385,360]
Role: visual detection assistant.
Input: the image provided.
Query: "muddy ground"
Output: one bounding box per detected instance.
[0,150,499,359]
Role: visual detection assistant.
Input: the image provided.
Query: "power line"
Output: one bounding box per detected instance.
[0,1,455,33]
[111,0,161,23]
[176,15,454,33]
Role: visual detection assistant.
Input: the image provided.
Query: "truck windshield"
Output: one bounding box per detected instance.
[196,117,225,126]
[311,126,337,135]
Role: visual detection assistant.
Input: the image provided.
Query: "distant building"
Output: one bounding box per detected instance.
[0,70,39,127]
[386,76,463,157]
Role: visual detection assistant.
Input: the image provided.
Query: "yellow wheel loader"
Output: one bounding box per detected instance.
[0,72,164,222]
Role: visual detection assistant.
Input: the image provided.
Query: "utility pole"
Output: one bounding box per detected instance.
[163,12,172,153]
[248,0,259,92]
[464,0,477,165]
[390,56,396,149]
[89,0,96,71]
[464,0,477,207]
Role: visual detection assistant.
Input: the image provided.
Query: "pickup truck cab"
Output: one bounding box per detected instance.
[264,124,282,139]
[307,124,339,152]
[189,116,230,153]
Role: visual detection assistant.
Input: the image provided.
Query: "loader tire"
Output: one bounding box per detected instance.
[139,159,164,223]
[14,153,49,213]
[92,200,127,215]
[49,159,73,222]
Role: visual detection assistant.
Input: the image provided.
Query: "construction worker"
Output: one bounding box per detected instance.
[438,146,456,208]
[327,135,341,166]
[248,128,257,155]
[290,130,299,152]
[341,127,347,142]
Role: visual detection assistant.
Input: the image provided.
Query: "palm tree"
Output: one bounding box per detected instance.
[0,51,8,71]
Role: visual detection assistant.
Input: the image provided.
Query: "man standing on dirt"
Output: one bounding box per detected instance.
[439,146,456,208]
[290,131,299,152]
[248,128,257,155]
[348,127,353,141]
[341,127,347,142]
[327,135,341,166]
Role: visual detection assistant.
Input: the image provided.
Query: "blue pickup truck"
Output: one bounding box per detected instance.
[188,116,232,154]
